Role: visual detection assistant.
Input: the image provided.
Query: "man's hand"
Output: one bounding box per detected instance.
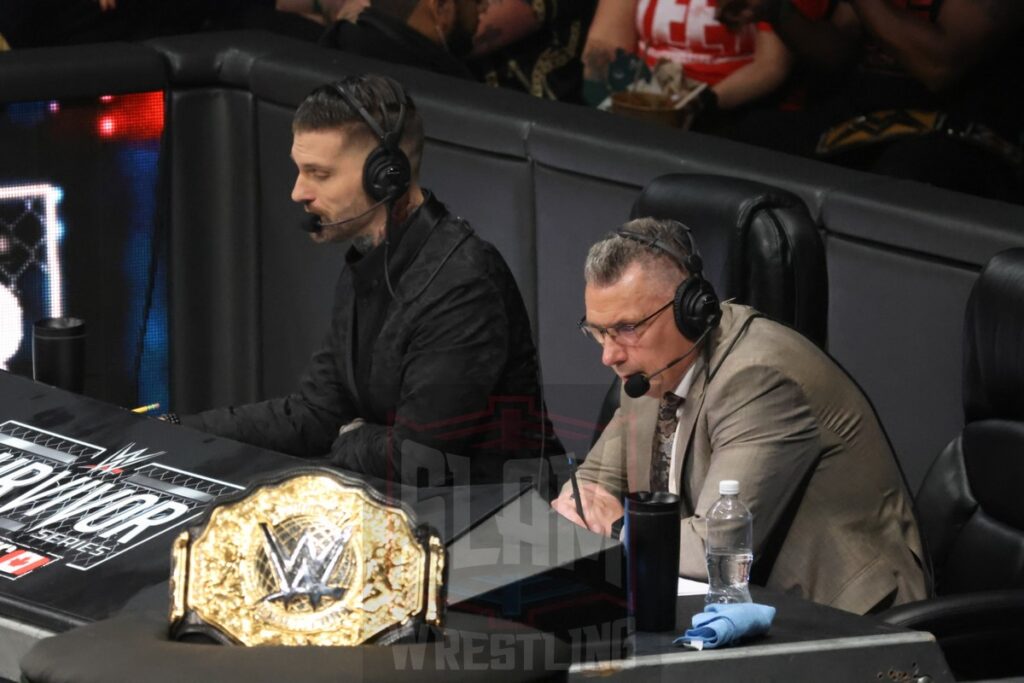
[338,417,365,436]
[551,481,624,536]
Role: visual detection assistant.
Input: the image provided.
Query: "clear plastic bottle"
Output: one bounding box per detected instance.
[705,479,753,604]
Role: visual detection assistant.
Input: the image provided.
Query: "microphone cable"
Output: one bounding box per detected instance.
[381,195,469,306]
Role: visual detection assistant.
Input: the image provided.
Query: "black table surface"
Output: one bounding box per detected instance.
[0,371,522,632]
[633,588,904,654]
[0,372,953,683]
[561,589,954,682]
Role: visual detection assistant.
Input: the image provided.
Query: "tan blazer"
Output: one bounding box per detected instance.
[579,303,928,614]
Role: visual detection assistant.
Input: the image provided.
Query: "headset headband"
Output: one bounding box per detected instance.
[332,78,407,150]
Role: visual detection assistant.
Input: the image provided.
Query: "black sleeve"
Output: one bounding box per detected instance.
[328,274,509,482]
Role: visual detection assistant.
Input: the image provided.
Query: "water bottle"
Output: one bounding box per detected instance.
[705,479,753,604]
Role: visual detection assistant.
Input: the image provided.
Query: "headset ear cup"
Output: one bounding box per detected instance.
[674,276,721,341]
[363,145,412,202]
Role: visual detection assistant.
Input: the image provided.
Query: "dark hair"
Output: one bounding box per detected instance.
[293,74,424,176]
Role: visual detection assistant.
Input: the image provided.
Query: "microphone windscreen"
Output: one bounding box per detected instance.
[623,373,650,399]
[302,215,323,233]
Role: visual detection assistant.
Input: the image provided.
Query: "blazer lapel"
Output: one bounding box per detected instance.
[673,355,709,513]
[671,306,761,511]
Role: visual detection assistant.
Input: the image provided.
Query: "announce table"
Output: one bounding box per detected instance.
[0,371,952,682]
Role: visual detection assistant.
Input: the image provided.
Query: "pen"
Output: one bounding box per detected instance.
[567,455,587,526]
[131,403,161,414]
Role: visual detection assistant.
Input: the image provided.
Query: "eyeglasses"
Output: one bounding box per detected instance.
[578,300,673,346]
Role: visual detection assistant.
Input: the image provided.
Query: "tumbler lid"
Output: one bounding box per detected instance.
[625,491,680,513]
[33,317,85,338]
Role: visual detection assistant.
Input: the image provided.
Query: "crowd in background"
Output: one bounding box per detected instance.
[1,0,1021,204]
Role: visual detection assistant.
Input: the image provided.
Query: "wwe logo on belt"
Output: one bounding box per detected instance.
[259,521,354,609]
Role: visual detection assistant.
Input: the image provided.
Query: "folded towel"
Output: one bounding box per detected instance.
[673,603,776,650]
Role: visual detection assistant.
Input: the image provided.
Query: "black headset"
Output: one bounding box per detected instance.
[616,222,721,341]
[331,77,412,203]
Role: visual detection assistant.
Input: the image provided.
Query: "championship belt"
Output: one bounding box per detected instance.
[169,468,446,646]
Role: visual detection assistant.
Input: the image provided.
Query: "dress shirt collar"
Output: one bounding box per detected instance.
[671,362,698,403]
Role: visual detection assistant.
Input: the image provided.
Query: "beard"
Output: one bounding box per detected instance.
[303,200,382,244]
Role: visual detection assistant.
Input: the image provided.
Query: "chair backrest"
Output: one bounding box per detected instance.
[631,174,828,347]
[591,173,828,442]
[915,248,1024,594]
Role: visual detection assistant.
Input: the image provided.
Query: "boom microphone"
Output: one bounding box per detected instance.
[624,362,680,399]
[301,198,388,233]
[622,327,711,398]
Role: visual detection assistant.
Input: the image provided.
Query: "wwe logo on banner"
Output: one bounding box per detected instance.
[259,522,354,609]
[85,444,163,474]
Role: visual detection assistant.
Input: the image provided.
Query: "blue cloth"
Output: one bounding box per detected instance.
[673,603,776,649]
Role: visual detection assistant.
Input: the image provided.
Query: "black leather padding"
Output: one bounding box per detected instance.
[631,173,827,349]
[913,434,976,592]
[889,251,1024,680]
[915,420,1024,593]
[963,248,1024,423]
[963,420,1024,532]
[21,611,570,683]
[912,250,1024,593]
[881,589,1024,681]
[935,423,1024,594]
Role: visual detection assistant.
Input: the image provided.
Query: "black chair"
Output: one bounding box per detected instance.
[592,173,828,443]
[882,248,1024,681]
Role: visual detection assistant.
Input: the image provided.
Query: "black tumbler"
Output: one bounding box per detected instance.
[624,491,681,631]
[32,317,85,393]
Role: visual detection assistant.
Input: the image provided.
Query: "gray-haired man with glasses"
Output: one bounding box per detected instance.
[552,217,929,615]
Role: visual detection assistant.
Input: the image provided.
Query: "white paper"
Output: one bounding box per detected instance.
[678,577,709,596]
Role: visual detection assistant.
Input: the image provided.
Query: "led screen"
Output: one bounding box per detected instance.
[0,91,168,409]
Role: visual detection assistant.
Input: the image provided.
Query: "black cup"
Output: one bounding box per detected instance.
[624,491,681,631]
[32,317,85,393]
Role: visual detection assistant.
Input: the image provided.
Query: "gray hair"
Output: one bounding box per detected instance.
[584,217,692,288]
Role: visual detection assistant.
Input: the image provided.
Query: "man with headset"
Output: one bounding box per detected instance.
[551,217,928,614]
[172,74,559,487]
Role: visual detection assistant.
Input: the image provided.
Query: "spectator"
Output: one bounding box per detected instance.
[581,0,827,130]
[320,0,479,80]
[468,0,597,102]
[223,0,369,42]
[716,0,1024,203]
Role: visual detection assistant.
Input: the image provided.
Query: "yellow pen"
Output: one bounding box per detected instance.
[131,403,161,414]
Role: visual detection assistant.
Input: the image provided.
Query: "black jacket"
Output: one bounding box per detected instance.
[183,193,560,485]
[319,8,473,81]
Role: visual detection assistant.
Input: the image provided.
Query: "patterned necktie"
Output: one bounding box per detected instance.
[650,392,685,492]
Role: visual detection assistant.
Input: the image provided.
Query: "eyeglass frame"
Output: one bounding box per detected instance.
[577,299,674,346]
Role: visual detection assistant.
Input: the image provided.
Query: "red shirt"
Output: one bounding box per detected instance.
[635,0,829,85]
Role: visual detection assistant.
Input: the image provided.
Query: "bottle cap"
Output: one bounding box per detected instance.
[719,480,739,495]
